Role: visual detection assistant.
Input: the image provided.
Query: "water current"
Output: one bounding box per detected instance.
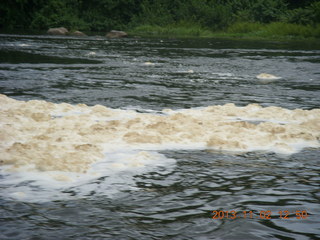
[0,34,320,239]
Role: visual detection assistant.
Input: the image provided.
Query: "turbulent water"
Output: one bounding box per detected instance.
[0,34,320,240]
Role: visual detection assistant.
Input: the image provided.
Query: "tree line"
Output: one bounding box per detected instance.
[0,0,319,32]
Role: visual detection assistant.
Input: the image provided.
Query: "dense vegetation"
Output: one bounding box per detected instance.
[1,0,319,38]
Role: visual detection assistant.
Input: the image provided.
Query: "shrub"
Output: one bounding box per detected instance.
[262,22,316,38]
[227,22,263,34]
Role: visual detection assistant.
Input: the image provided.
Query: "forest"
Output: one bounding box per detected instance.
[1,0,319,38]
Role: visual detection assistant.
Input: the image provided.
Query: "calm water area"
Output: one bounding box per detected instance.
[0,34,320,239]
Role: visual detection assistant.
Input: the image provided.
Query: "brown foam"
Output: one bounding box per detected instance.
[1,94,319,173]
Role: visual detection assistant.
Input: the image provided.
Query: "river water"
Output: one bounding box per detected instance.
[0,34,320,239]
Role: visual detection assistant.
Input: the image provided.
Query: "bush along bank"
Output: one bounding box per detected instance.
[0,0,319,40]
[129,22,320,39]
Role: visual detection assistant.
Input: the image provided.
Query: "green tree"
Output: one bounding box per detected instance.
[30,0,86,30]
[0,0,44,29]
[79,0,141,31]
[250,0,287,23]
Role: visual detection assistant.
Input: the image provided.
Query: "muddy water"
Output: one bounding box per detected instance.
[0,34,319,239]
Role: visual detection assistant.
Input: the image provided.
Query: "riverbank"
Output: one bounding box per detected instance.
[129,22,320,40]
[1,22,319,42]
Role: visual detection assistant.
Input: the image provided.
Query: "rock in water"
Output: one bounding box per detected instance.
[256,73,281,83]
[70,31,87,37]
[106,30,128,38]
[47,27,69,35]
[256,73,281,80]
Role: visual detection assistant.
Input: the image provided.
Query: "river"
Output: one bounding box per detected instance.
[0,34,319,239]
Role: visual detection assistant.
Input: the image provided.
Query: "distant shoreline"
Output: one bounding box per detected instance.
[1,22,319,42]
[128,22,320,41]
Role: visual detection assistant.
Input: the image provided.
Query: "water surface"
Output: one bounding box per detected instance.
[0,34,319,240]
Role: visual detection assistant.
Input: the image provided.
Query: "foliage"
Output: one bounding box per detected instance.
[225,22,320,39]
[250,0,287,23]
[30,0,88,30]
[131,22,213,37]
[262,22,320,38]
[227,22,263,34]
[79,0,140,31]
[309,2,320,24]
[0,0,319,38]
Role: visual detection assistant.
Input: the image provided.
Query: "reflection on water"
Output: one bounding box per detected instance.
[0,34,319,239]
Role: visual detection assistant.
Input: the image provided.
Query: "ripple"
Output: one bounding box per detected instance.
[1,35,320,240]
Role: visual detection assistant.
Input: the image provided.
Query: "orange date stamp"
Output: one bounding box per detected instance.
[211,210,308,220]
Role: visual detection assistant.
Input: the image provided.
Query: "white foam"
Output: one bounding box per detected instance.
[1,150,175,202]
[17,43,30,47]
[177,69,194,73]
[212,72,233,77]
[143,61,155,66]
[86,51,96,56]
